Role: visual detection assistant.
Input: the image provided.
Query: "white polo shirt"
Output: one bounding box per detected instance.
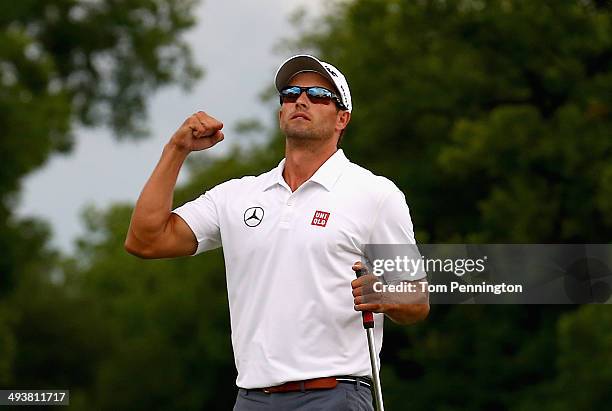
[173,149,418,389]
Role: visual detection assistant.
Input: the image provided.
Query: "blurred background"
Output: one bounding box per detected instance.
[1,0,611,409]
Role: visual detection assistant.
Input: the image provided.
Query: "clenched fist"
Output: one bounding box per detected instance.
[170,111,224,152]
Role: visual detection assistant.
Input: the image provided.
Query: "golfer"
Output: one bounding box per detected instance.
[125,55,429,410]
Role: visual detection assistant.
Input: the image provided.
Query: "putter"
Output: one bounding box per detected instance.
[356,267,385,411]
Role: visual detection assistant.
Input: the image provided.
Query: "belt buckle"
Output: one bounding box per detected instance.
[263,388,271,394]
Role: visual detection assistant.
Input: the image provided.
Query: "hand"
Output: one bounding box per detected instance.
[351,261,430,324]
[351,261,386,313]
[170,111,224,152]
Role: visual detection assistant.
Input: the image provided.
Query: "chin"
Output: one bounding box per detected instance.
[283,123,334,141]
[283,125,318,140]
[287,131,318,140]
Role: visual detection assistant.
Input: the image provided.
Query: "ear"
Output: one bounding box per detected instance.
[336,111,351,132]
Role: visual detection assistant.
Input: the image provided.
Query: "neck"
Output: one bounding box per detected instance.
[282,139,337,192]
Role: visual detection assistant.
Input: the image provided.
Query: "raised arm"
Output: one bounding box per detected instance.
[124,111,224,259]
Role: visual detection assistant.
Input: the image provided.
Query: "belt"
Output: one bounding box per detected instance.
[252,376,372,394]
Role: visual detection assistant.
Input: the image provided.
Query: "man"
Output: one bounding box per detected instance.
[125,55,429,410]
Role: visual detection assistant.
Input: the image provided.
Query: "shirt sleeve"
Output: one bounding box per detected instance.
[368,190,416,245]
[172,188,222,255]
[366,190,426,282]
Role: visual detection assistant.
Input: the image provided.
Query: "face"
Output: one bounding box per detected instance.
[279,72,350,144]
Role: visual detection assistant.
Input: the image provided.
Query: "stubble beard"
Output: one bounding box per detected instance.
[281,119,333,144]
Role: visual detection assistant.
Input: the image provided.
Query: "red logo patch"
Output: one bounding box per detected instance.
[311,210,330,227]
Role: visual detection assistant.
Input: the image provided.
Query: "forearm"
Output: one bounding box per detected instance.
[384,279,430,324]
[126,143,188,247]
[384,303,430,325]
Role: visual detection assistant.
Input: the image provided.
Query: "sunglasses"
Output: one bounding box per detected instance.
[279,86,347,110]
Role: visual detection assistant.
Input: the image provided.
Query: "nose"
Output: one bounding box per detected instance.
[295,89,310,107]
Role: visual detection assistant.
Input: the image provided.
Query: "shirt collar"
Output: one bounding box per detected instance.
[263,149,350,192]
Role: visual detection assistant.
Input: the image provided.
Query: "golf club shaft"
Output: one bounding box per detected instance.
[356,267,385,411]
[366,328,384,411]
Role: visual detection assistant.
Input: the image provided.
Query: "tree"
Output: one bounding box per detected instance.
[294,1,611,409]
[301,0,612,243]
[0,0,202,402]
[0,0,202,290]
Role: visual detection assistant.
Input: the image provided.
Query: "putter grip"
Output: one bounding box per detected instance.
[355,268,375,329]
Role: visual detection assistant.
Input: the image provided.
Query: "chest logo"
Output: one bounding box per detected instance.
[311,210,330,227]
[244,207,264,227]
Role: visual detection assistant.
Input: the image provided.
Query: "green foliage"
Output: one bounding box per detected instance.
[0,0,204,406]
[554,305,612,409]
[516,305,612,411]
[65,205,236,409]
[0,0,201,202]
[0,0,202,298]
[0,307,16,385]
[306,0,612,243]
[290,1,611,408]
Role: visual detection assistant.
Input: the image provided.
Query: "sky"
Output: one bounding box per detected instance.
[16,0,328,253]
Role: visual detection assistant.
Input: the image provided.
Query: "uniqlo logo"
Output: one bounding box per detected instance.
[311,210,330,227]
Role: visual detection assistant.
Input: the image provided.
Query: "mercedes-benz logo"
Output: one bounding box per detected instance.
[244,206,264,227]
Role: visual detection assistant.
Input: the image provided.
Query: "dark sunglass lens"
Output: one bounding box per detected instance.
[307,87,333,104]
[280,86,340,106]
[308,87,332,98]
[280,87,301,104]
[282,87,302,96]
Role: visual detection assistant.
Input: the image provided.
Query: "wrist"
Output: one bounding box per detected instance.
[164,141,190,159]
